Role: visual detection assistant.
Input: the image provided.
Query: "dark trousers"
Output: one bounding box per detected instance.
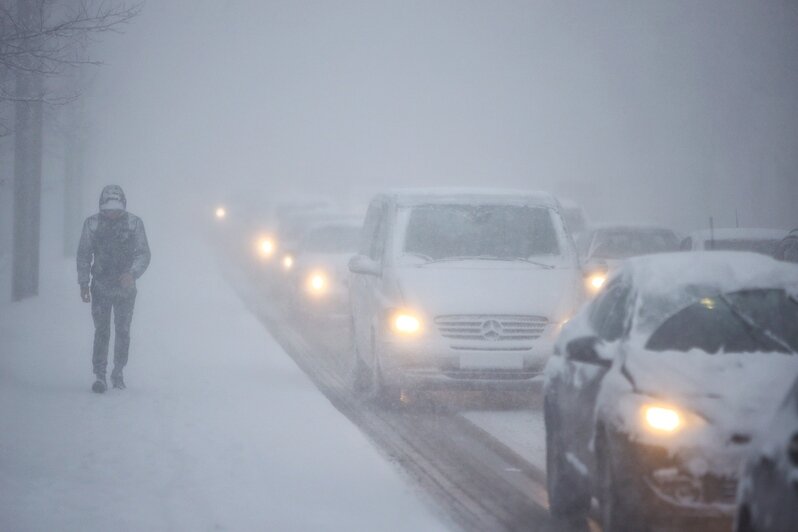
[91,284,137,378]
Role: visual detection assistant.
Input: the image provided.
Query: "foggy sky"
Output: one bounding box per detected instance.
[84,0,798,231]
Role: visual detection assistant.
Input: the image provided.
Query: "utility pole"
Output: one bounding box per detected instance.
[12,0,44,300]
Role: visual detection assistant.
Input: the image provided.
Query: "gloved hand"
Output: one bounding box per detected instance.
[119,273,135,289]
[80,285,91,303]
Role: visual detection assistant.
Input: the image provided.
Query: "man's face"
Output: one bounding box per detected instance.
[101,209,125,219]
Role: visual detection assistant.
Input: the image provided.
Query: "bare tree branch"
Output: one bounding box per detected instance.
[0,0,142,105]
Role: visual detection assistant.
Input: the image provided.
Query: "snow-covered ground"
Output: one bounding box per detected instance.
[0,236,445,531]
[461,410,546,472]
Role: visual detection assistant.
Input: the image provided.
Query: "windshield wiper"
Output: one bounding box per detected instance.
[419,255,554,269]
[717,294,796,354]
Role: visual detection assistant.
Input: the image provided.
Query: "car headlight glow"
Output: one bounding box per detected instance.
[215,206,226,219]
[391,311,422,335]
[282,254,294,270]
[587,273,606,292]
[306,271,328,295]
[257,237,275,258]
[643,405,683,433]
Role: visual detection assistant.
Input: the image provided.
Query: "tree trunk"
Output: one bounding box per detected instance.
[12,0,44,301]
[63,100,85,257]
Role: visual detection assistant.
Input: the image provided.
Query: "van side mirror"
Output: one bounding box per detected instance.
[566,336,611,368]
[348,254,381,276]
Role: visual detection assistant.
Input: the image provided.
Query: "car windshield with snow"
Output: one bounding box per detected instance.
[543,251,798,531]
[348,190,583,404]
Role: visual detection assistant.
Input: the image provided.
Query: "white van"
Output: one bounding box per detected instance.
[348,189,583,403]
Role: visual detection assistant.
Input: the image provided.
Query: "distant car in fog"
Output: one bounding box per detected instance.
[735,376,798,532]
[544,252,798,532]
[289,218,362,318]
[559,199,589,237]
[348,189,583,404]
[576,224,680,296]
[272,210,353,273]
[681,228,786,257]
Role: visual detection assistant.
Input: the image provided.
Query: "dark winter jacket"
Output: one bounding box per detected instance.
[77,186,151,289]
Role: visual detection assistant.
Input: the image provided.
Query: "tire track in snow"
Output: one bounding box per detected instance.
[219,255,596,532]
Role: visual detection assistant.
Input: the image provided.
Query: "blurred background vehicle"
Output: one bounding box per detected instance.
[289,217,363,320]
[348,189,583,405]
[544,252,798,532]
[735,376,798,532]
[559,198,589,238]
[576,224,680,296]
[681,228,787,257]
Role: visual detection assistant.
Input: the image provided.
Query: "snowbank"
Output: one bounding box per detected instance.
[0,238,444,531]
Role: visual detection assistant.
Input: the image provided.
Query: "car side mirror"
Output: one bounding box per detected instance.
[348,254,381,276]
[566,336,611,368]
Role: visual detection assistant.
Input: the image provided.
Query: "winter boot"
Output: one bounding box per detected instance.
[92,376,107,394]
[111,373,126,390]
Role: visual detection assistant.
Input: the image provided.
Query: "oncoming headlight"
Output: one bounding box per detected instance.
[257,237,275,258]
[282,254,294,270]
[215,206,226,220]
[643,405,683,433]
[390,310,422,335]
[586,273,606,294]
[305,270,328,296]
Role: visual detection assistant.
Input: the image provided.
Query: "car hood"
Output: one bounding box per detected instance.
[626,349,798,435]
[395,262,580,319]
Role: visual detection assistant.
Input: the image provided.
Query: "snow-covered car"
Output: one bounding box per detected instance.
[576,224,680,295]
[735,376,798,532]
[681,228,787,257]
[543,252,798,531]
[289,218,362,318]
[348,189,583,404]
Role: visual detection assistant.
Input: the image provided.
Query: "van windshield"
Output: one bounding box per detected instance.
[402,204,560,262]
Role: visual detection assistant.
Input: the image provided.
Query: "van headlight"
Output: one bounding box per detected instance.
[390,310,422,335]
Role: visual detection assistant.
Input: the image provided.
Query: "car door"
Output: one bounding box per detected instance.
[350,200,389,366]
[559,276,633,471]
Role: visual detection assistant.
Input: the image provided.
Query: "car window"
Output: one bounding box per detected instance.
[590,279,632,341]
[369,210,388,262]
[575,232,593,258]
[402,204,560,261]
[359,202,383,257]
[646,289,798,354]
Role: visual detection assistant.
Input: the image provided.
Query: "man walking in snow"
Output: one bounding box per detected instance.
[77,185,151,393]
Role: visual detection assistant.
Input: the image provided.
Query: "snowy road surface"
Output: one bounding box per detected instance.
[224,246,597,532]
[0,244,445,531]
